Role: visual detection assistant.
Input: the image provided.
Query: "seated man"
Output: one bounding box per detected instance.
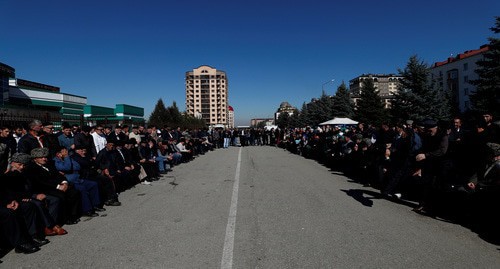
[0,206,40,254]
[53,146,102,217]
[4,153,66,239]
[71,146,120,206]
[25,148,81,225]
[176,138,193,162]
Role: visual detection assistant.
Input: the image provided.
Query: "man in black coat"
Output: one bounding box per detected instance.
[17,120,43,154]
[24,148,81,225]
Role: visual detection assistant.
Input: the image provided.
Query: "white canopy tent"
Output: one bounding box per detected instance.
[319,117,358,126]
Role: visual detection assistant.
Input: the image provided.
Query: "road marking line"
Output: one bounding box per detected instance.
[221,147,242,269]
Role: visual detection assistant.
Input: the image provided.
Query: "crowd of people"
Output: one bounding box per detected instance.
[0,120,214,254]
[276,112,499,238]
[1,112,499,255]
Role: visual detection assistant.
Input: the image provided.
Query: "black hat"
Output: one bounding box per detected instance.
[82,125,92,133]
[115,140,125,147]
[422,119,437,128]
[74,145,86,150]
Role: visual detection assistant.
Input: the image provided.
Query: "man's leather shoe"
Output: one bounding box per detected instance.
[104,199,121,206]
[15,243,40,254]
[65,219,79,225]
[52,225,67,235]
[44,227,57,236]
[83,211,99,217]
[94,207,106,212]
[32,237,50,247]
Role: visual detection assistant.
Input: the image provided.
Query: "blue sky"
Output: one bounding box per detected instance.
[1,0,498,126]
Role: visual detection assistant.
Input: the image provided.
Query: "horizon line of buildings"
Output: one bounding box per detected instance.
[0,61,144,128]
[251,44,490,126]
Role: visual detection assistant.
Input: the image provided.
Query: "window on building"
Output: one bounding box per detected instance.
[464,76,469,83]
[196,85,199,88]
[463,63,468,71]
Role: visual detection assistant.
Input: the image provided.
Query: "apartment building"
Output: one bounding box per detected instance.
[429,45,489,113]
[349,74,403,109]
[185,65,228,126]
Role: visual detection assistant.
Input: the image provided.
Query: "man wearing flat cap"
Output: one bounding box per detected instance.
[413,119,450,215]
[24,148,82,225]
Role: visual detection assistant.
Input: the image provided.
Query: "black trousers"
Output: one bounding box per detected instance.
[0,206,32,248]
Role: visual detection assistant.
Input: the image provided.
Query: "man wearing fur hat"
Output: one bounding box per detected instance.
[3,153,67,239]
[0,152,49,252]
[24,148,81,225]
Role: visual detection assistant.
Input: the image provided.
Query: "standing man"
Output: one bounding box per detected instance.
[413,119,450,216]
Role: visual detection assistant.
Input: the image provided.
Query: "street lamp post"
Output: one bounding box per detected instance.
[322,79,335,94]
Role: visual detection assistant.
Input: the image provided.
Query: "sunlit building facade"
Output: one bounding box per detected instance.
[185,65,228,126]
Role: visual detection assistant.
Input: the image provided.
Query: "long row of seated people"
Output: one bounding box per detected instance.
[280,112,499,234]
[0,120,214,254]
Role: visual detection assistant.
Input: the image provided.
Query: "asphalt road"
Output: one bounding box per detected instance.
[2,146,500,268]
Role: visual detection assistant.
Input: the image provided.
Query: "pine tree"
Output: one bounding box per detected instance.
[470,16,500,117]
[306,91,335,126]
[276,112,290,129]
[288,109,301,128]
[148,99,167,127]
[298,102,311,127]
[355,78,388,126]
[167,101,182,125]
[391,55,450,122]
[331,81,354,118]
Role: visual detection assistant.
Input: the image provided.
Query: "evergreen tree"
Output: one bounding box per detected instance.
[331,81,354,118]
[470,16,500,117]
[288,109,301,128]
[167,101,182,125]
[298,102,311,127]
[355,78,388,126]
[275,112,290,129]
[391,55,450,122]
[148,98,168,127]
[306,91,335,126]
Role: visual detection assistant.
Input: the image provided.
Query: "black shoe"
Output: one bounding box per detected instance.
[104,199,121,206]
[32,237,50,247]
[15,243,40,254]
[83,211,99,217]
[94,207,106,212]
[65,219,79,225]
